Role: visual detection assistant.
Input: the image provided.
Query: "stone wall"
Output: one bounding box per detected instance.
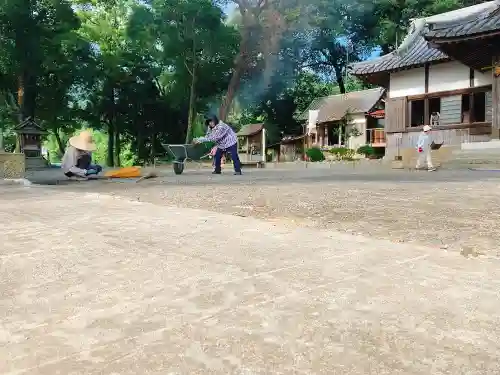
[0,153,25,179]
[385,129,490,161]
[396,147,454,169]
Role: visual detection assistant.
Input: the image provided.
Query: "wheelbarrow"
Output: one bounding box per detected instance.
[161,143,212,175]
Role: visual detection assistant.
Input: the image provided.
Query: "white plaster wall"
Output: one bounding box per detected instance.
[474,70,492,87]
[428,61,470,92]
[347,114,367,151]
[389,67,425,98]
[389,62,491,99]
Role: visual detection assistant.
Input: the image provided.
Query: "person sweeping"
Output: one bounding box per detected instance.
[61,130,103,179]
[416,125,436,171]
[193,114,242,175]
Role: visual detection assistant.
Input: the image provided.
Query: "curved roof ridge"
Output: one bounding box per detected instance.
[395,19,426,57]
[426,2,499,31]
[317,87,383,101]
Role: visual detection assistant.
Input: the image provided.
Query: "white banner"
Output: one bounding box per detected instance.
[307,110,319,134]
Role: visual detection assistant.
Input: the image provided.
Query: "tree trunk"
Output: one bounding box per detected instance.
[17,70,36,122]
[185,62,197,144]
[114,129,121,167]
[150,132,157,165]
[107,121,115,167]
[219,30,250,121]
[0,127,4,152]
[381,44,392,55]
[334,65,346,94]
[53,129,65,156]
[15,74,24,152]
[106,85,116,167]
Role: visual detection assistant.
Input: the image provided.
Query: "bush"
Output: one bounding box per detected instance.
[357,145,375,157]
[306,147,325,162]
[328,147,355,160]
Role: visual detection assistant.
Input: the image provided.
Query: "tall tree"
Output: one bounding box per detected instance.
[0,0,80,121]
[346,0,483,54]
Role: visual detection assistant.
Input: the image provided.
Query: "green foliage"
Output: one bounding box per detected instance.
[306,147,325,162]
[357,144,375,156]
[0,0,476,166]
[44,128,135,166]
[329,147,356,160]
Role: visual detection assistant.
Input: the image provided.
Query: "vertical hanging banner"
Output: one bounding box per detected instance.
[308,110,319,134]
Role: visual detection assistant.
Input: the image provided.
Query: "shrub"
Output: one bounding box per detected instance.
[357,145,375,157]
[306,147,325,162]
[328,147,355,160]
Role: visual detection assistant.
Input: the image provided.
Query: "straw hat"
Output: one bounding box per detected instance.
[423,125,432,132]
[69,130,96,151]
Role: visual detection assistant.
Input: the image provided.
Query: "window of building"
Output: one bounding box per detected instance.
[409,99,424,127]
[407,89,491,127]
[461,94,470,123]
[473,91,486,122]
[429,97,441,115]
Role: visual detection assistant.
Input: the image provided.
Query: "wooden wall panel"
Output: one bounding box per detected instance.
[486,91,492,122]
[492,71,500,129]
[440,95,462,125]
[385,97,407,133]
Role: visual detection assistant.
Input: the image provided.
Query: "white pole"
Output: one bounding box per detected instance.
[261,128,266,163]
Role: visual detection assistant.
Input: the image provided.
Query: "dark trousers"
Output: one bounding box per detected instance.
[214,143,241,173]
[65,153,102,177]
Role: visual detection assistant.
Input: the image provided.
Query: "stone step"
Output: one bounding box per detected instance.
[448,147,500,165]
[25,157,49,170]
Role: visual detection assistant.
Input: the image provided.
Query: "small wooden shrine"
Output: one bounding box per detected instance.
[14,118,48,169]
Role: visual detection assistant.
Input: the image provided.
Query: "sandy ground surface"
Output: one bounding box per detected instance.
[30,164,500,257]
[1,185,500,374]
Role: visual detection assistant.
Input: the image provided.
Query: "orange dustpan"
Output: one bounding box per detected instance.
[104,166,141,178]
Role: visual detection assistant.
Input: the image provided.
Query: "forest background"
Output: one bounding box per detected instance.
[0,0,482,165]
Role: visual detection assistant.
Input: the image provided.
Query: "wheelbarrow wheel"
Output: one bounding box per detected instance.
[173,161,184,175]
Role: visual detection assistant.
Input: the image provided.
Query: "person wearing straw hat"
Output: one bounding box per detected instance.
[416,125,436,171]
[61,130,102,179]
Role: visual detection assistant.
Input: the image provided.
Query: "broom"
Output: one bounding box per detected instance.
[135,170,158,183]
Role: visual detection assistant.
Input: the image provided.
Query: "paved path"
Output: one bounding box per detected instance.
[1,188,500,374]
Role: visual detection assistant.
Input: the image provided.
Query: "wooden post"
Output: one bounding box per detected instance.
[424,63,429,125]
[492,57,500,138]
[261,128,266,163]
[245,136,249,162]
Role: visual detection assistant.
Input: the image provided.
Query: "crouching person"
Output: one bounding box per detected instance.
[193,114,242,175]
[61,130,102,179]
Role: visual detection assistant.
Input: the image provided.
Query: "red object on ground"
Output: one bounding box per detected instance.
[418,147,423,153]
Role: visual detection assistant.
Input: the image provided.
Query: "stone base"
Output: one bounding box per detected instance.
[397,147,453,169]
[25,156,49,170]
[391,160,404,169]
[0,152,26,179]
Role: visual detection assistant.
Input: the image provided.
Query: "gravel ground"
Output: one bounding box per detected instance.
[4,189,500,374]
[26,165,500,257]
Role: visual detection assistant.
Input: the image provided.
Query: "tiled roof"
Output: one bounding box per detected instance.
[298,88,385,124]
[425,3,500,40]
[350,36,447,76]
[237,123,264,137]
[350,1,498,76]
[13,117,47,134]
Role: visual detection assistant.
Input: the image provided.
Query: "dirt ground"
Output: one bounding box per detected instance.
[33,164,500,257]
[3,165,500,374]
